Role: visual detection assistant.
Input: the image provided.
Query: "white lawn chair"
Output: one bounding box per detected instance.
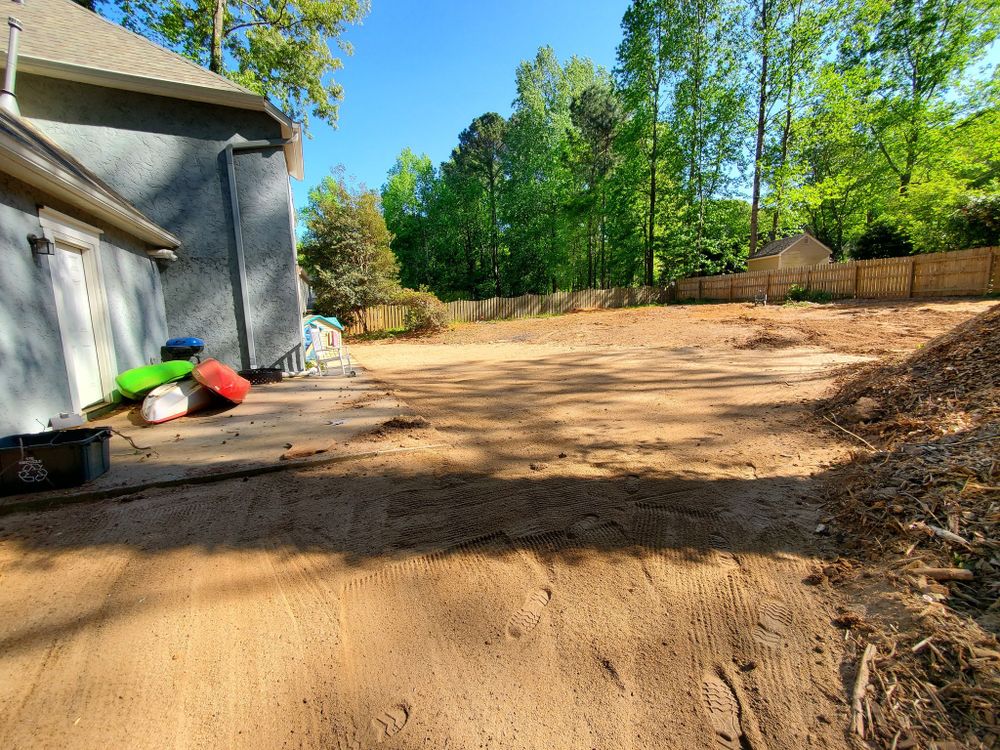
[308,323,354,376]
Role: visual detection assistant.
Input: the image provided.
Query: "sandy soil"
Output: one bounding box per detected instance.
[0,299,993,749]
[392,297,991,356]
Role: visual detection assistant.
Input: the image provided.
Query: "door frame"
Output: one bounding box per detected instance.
[40,207,118,412]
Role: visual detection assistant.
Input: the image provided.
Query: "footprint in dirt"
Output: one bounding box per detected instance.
[507,588,552,639]
[336,705,410,749]
[370,704,410,744]
[707,533,741,570]
[702,671,751,750]
[566,514,601,540]
[753,600,793,649]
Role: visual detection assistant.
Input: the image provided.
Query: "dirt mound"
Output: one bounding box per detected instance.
[819,303,1000,747]
[733,319,821,350]
[735,329,802,349]
[380,415,430,431]
[363,414,431,440]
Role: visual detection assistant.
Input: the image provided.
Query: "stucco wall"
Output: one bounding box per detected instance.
[0,172,167,436]
[15,74,303,371]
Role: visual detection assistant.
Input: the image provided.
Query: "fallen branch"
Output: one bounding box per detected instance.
[910,567,974,582]
[823,414,877,451]
[907,521,973,549]
[110,428,153,452]
[851,643,877,737]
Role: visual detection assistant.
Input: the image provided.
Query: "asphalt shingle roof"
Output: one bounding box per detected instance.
[750,233,809,259]
[0,0,253,98]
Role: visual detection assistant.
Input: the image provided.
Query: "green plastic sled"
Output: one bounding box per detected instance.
[115,360,194,400]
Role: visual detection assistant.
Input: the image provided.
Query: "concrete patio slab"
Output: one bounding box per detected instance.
[1,366,423,511]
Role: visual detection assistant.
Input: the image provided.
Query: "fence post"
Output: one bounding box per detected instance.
[989,247,1000,293]
[853,263,860,298]
[906,258,916,297]
[765,272,772,300]
[697,278,703,299]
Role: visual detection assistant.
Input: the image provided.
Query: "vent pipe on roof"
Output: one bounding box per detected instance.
[0,13,23,116]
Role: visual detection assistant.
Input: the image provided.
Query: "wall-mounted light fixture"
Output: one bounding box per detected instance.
[28,233,53,255]
[148,248,178,262]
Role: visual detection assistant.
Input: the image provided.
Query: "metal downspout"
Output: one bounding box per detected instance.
[0,14,24,116]
[224,138,293,369]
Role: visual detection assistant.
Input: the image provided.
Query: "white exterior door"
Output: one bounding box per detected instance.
[40,208,119,415]
[50,241,105,409]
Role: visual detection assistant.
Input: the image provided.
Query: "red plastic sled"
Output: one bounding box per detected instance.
[193,358,252,404]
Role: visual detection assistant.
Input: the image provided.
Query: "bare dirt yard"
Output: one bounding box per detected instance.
[0,298,993,750]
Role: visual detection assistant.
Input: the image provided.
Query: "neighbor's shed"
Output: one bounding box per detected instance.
[304,315,344,357]
[747,233,832,271]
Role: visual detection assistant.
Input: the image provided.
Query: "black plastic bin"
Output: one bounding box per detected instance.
[0,428,111,496]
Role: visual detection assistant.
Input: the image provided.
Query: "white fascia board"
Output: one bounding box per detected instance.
[0,131,181,248]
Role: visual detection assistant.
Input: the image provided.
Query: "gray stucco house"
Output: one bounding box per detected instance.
[0,0,306,435]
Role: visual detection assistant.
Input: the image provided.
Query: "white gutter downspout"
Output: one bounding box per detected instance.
[0,13,23,116]
[224,137,295,369]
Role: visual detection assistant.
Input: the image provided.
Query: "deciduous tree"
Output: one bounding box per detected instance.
[105,0,369,126]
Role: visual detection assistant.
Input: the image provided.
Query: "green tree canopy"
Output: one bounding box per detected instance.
[104,0,369,126]
[373,0,998,300]
[299,172,400,325]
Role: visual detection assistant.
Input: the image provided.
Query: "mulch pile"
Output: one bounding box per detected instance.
[818,303,999,748]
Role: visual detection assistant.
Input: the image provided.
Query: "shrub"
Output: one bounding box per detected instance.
[956,193,1000,248]
[396,289,449,333]
[786,283,832,303]
[853,220,914,260]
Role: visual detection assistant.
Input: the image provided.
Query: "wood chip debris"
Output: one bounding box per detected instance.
[819,304,1000,748]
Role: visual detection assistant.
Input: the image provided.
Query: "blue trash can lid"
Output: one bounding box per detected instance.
[165,337,205,348]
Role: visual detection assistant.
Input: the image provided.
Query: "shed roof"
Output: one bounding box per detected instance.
[750,233,813,259]
[0,106,179,247]
[0,0,303,179]
[305,315,345,332]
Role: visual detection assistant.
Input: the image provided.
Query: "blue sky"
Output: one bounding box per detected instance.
[291,0,631,210]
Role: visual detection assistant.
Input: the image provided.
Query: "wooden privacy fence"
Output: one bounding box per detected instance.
[345,285,671,334]
[676,246,1000,303]
[345,246,998,335]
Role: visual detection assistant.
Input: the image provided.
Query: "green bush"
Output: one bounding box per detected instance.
[396,289,449,333]
[853,220,914,260]
[786,283,833,303]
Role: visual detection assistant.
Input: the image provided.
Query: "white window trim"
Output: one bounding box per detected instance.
[40,207,119,412]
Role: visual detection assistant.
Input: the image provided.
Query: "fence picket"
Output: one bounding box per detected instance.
[342,247,996,334]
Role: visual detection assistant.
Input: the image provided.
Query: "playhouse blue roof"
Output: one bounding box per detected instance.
[304,315,345,331]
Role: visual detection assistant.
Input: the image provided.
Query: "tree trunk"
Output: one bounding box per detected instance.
[748,0,769,258]
[211,0,225,74]
[771,14,795,242]
[600,190,607,288]
[463,225,476,299]
[647,104,658,286]
[587,216,595,288]
[488,169,501,296]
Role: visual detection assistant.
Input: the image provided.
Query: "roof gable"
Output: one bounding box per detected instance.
[750,233,829,259]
